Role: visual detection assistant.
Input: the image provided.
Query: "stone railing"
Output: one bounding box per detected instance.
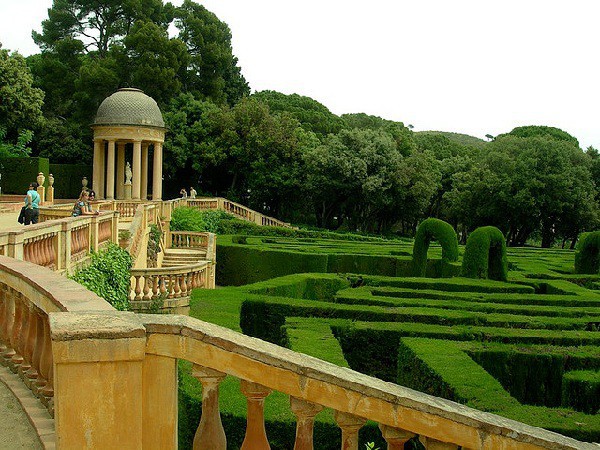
[47,309,593,450]
[129,261,211,310]
[168,231,216,288]
[0,256,594,449]
[0,213,118,273]
[187,197,294,229]
[0,256,114,418]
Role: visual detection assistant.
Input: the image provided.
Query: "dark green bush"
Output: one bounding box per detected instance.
[70,243,133,310]
[49,163,92,199]
[217,245,329,286]
[170,207,207,232]
[461,226,508,281]
[412,218,459,277]
[562,370,600,414]
[574,231,600,274]
[0,157,49,194]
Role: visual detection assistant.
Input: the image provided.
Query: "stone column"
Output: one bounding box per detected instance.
[50,312,146,449]
[92,139,103,197]
[106,140,116,199]
[141,142,149,201]
[116,142,125,199]
[152,142,163,200]
[132,140,142,200]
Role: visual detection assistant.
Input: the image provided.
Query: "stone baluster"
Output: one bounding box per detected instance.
[240,380,271,450]
[151,275,160,298]
[143,275,151,300]
[333,411,366,450]
[192,365,227,450]
[0,286,9,352]
[379,425,416,450]
[26,309,45,384]
[290,397,323,450]
[1,290,16,360]
[174,274,182,298]
[19,303,36,376]
[39,317,54,399]
[10,296,25,367]
[160,275,167,298]
[133,276,141,301]
[419,437,459,450]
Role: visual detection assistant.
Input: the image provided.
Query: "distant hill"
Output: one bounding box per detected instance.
[416,131,488,149]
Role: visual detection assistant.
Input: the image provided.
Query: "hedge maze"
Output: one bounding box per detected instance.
[182,228,600,448]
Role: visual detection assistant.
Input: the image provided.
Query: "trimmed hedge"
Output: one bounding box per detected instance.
[412,218,459,277]
[461,226,508,281]
[562,370,600,414]
[49,163,92,199]
[0,157,49,194]
[574,231,600,274]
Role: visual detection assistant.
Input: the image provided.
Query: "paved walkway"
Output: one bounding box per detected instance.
[0,367,47,449]
[1,213,54,449]
[0,211,21,231]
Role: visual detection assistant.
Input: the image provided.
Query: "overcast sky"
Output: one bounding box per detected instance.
[1,0,598,149]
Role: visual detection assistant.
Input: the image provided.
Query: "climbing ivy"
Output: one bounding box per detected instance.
[70,243,133,310]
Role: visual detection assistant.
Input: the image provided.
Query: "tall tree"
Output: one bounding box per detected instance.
[174,0,249,104]
[252,90,345,138]
[0,45,44,140]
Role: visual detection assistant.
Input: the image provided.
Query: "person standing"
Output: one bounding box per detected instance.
[24,182,40,225]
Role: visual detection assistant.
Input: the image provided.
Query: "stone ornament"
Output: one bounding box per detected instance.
[82,177,88,188]
[37,172,45,187]
[48,174,54,187]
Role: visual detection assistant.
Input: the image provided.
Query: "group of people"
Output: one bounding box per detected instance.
[20,183,100,226]
[180,187,197,198]
[72,189,99,217]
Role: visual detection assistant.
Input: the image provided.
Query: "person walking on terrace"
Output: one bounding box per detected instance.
[24,182,40,225]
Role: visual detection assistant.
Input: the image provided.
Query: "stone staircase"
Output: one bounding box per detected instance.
[161,248,208,267]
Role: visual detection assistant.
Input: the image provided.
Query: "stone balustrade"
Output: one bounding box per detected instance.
[0,256,595,449]
[0,212,118,273]
[0,256,114,418]
[187,197,295,229]
[130,261,211,309]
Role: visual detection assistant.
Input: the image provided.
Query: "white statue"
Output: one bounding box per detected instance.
[125,162,132,184]
[189,187,197,199]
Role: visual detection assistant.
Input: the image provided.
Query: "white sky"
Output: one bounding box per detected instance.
[1,0,598,149]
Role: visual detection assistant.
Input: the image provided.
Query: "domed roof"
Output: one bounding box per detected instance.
[93,88,165,128]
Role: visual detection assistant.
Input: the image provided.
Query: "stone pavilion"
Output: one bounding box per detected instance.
[91,88,166,200]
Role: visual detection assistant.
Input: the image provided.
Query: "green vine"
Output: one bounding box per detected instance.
[147,223,162,268]
[70,243,133,310]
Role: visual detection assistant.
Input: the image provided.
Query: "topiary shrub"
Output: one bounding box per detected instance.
[574,231,600,274]
[411,218,459,277]
[70,243,133,310]
[461,226,508,281]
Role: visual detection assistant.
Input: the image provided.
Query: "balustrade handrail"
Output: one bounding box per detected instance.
[45,309,594,450]
[130,260,209,277]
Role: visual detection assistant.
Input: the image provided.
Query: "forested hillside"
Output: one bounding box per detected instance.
[1,0,599,247]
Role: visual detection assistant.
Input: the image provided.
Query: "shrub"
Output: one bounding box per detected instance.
[562,370,600,414]
[574,231,600,274]
[461,226,508,281]
[411,218,459,277]
[170,207,207,232]
[70,243,133,310]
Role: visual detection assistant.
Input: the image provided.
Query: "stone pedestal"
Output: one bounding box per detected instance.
[46,186,54,204]
[124,182,132,200]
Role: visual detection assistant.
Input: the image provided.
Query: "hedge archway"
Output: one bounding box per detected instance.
[412,218,459,277]
[461,226,508,281]
[574,231,600,274]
